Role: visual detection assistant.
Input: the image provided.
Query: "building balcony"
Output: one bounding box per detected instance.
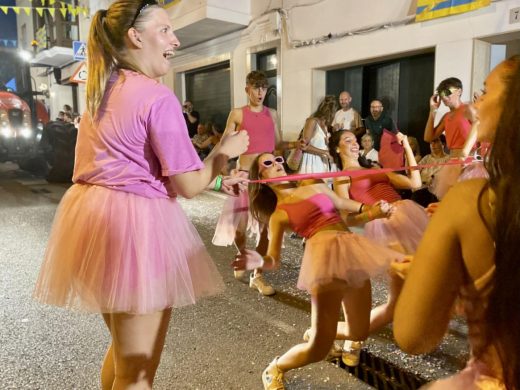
[166,0,250,49]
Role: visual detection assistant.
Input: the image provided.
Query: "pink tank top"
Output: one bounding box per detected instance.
[277,193,343,239]
[239,106,276,155]
[444,104,471,150]
[349,171,401,205]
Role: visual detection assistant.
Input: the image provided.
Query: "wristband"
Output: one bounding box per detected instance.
[213,175,223,192]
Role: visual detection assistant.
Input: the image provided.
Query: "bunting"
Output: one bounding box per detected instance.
[416,0,491,21]
[0,4,89,18]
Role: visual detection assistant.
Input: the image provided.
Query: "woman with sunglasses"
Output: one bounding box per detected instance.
[233,153,402,390]
[32,1,248,389]
[394,56,520,390]
[424,77,477,199]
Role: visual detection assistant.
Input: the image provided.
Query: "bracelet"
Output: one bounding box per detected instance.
[213,175,223,192]
[358,203,364,213]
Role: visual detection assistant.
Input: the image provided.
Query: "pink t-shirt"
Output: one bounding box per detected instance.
[73,69,203,198]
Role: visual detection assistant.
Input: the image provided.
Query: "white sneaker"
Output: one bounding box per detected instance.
[262,358,285,390]
[250,273,276,296]
[233,270,246,279]
[342,340,363,367]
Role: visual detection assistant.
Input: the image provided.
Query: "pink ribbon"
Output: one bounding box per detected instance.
[250,157,481,184]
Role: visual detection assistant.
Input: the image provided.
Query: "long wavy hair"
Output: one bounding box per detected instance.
[328,130,372,170]
[311,95,338,127]
[86,0,161,121]
[248,154,279,225]
[483,55,520,390]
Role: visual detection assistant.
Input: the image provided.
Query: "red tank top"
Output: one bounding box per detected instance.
[277,193,343,239]
[444,104,471,149]
[349,171,401,205]
[239,106,276,155]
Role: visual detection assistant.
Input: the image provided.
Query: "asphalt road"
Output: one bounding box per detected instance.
[0,163,373,390]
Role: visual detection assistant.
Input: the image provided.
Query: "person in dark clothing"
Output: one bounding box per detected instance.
[182,100,200,138]
[364,99,396,151]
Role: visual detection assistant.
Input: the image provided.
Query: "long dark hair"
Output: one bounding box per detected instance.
[248,154,278,225]
[329,130,373,170]
[311,95,337,127]
[483,55,520,390]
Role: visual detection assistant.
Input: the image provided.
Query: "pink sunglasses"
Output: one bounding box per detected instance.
[261,156,284,168]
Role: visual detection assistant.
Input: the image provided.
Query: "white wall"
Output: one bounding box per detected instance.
[65,0,514,141]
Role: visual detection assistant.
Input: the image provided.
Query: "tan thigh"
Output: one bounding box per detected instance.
[105,309,172,383]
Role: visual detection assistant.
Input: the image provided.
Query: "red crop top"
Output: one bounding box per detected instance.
[349,171,401,205]
[444,104,471,150]
[277,193,343,239]
[239,106,276,155]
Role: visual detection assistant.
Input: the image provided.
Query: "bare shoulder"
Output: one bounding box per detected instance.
[267,107,278,117]
[440,178,489,223]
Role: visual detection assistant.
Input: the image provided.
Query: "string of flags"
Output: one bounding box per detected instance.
[0,3,89,18]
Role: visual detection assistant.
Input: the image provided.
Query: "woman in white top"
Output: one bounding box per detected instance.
[298,96,337,174]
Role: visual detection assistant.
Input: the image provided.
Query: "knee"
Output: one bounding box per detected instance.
[114,356,159,388]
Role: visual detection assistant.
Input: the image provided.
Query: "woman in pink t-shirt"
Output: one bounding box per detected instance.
[32,1,248,388]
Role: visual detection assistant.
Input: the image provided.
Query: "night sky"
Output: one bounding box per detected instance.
[0,0,18,45]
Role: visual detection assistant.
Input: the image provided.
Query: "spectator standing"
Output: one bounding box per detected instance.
[332,91,363,134]
[183,100,200,138]
[299,95,337,174]
[364,99,396,151]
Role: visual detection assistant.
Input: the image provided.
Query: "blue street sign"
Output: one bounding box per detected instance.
[73,40,87,61]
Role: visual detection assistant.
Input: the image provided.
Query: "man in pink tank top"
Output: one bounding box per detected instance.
[424,77,471,156]
[215,71,297,295]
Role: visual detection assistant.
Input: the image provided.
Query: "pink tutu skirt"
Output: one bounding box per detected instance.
[33,184,224,314]
[458,161,488,182]
[212,190,260,246]
[422,359,505,390]
[297,230,404,293]
[364,200,428,255]
[431,161,488,200]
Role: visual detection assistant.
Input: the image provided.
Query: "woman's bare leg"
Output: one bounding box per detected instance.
[276,288,344,372]
[102,308,172,390]
[101,314,115,390]
[369,273,403,333]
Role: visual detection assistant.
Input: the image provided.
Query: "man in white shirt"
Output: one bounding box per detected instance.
[332,91,363,135]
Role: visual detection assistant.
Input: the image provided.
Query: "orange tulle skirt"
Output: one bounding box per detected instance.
[33,184,224,314]
[297,230,404,293]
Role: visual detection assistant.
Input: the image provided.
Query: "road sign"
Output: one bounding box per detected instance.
[70,62,87,84]
[73,41,87,61]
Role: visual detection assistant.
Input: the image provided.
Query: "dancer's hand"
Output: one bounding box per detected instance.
[391,256,413,279]
[396,132,409,146]
[221,176,248,196]
[370,200,394,219]
[232,250,276,271]
[219,130,249,159]
[425,202,439,217]
[429,93,441,112]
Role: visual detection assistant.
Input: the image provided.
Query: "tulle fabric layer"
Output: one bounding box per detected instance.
[212,190,260,246]
[422,359,505,390]
[431,161,488,200]
[458,162,489,182]
[33,184,225,314]
[297,230,404,293]
[364,200,429,255]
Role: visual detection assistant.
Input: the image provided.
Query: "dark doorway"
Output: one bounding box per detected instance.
[185,61,231,130]
[326,52,435,155]
[255,49,278,110]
